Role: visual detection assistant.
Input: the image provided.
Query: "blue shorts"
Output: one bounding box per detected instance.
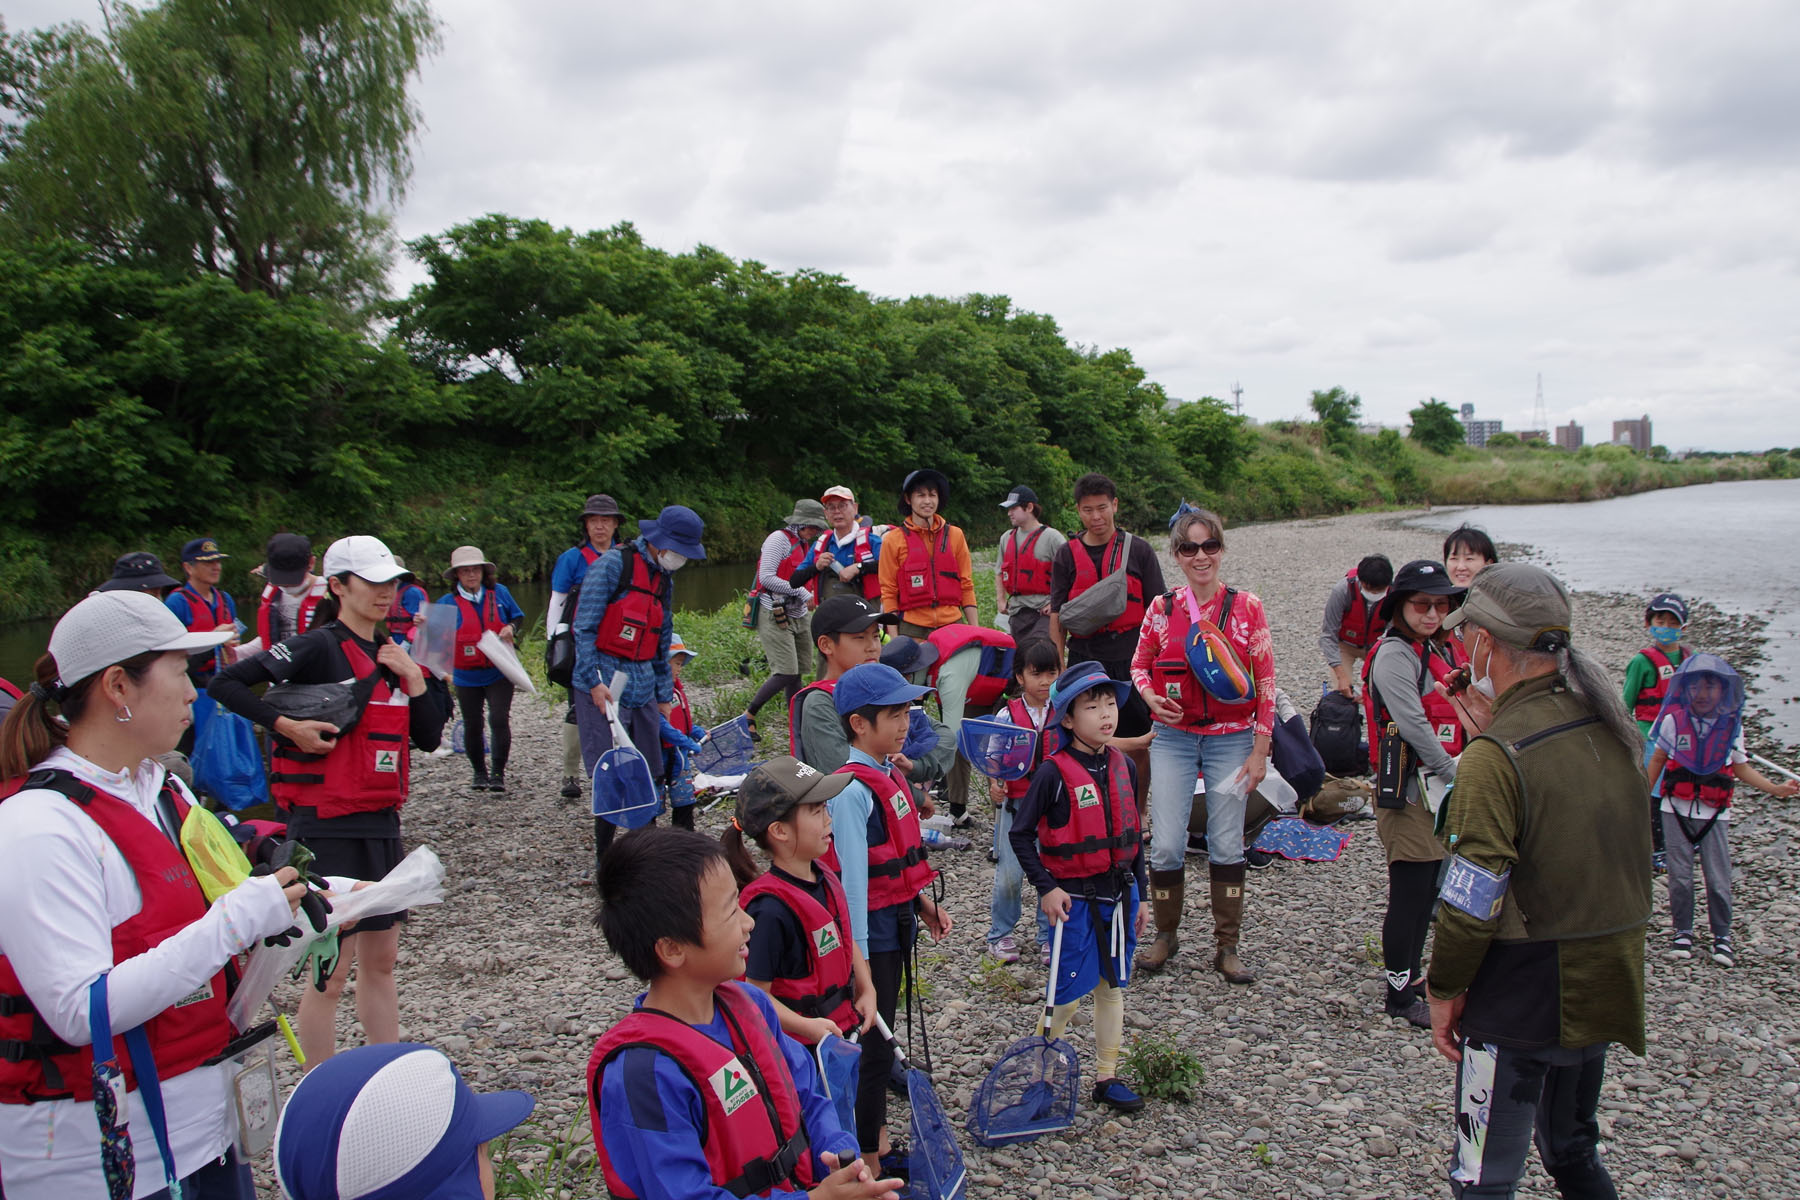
[1050,880,1138,1005]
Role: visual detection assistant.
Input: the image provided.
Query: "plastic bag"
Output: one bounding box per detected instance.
[180,805,253,902]
[477,631,537,695]
[1254,764,1299,815]
[228,846,447,1030]
[189,697,268,812]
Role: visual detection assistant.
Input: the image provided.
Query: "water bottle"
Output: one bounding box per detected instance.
[920,827,971,851]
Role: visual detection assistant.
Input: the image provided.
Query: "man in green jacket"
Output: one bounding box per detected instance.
[1429,564,1652,1200]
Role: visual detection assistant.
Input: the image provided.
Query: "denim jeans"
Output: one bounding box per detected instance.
[1147,725,1255,871]
[989,803,1052,948]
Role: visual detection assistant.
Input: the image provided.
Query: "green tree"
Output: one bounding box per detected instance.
[1165,396,1252,486]
[1407,398,1464,454]
[1309,386,1362,454]
[1486,432,1521,449]
[0,0,438,314]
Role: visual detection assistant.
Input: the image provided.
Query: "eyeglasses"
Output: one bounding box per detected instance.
[1406,597,1453,615]
[1173,538,1223,558]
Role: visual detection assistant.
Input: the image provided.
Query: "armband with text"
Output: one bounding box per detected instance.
[1440,854,1511,921]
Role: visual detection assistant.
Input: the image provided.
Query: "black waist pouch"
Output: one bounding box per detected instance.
[1374,725,1411,809]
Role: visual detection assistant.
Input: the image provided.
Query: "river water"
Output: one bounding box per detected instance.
[1406,478,1800,742]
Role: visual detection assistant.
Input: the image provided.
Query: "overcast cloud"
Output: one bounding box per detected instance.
[10,0,1799,450]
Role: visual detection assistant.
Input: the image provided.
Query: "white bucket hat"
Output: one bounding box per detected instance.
[49,591,233,688]
[442,545,496,580]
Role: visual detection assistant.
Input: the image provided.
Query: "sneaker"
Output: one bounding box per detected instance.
[987,936,1020,964]
[1652,850,1668,875]
[1385,997,1432,1029]
[1711,941,1736,968]
[1040,942,1052,966]
[1667,932,1694,960]
[878,1143,910,1181]
[470,770,490,792]
[948,806,975,828]
[488,771,506,795]
[1245,849,1274,869]
[560,776,581,800]
[1186,832,1208,857]
[1092,1078,1145,1113]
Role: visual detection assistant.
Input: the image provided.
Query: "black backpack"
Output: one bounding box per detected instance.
[1310,690,1365,777]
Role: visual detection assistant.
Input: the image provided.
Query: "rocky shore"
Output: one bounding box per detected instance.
[270,508,1800,1199]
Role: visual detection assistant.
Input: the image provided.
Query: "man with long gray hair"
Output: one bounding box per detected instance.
[1425,563,1651,1199]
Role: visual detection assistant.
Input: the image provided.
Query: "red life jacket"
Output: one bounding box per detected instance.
[257,581,324,649]
[270,633,410,817]
[788,679,838,758]
[453,589,502,671]
[0,770,232,1105]
[176,584,231,675]
[1362,635,1470,769]
[1001,527,1052,596]
[1146,588,1257,731]
[1335,567,1383,651]
[1039,748,1140,881]
[1002,697,1053,802]
[666,678,694,743]
[1632,645,1690,723]
[738,870,857,1035]
[925,625,1016,708]
[595,546,669,663]
[752,531,816,605]
[812,528,881,601]
[1066,532,1145,637]
[820,761,936,910]
[1658,708,1737,808]
[589,983,817,1199]
[892,520,963,613]
[386,583,426,643]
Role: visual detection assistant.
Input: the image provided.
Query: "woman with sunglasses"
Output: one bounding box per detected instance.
[1362,559,1466,1029]
[1129,508,1277,984]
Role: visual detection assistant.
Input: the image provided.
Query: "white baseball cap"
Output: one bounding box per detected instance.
[49,591,233,688]
[321,536,408,584]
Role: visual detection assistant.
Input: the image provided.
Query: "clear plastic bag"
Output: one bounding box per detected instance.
[1255,764,1300,814]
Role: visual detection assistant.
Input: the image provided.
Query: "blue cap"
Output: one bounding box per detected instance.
[1646,592,1689,624]
[180,537,228,563]
[833,662,933,715]
[879,635,939,676]
[1048,660,1131,728]
[275,1043,535,1200]
[640,505,707,561]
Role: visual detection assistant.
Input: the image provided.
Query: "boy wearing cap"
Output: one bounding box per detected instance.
[878,469,976,638]
[995,485,1064,650]
[166,536,240,689]
[1008,662,1150,1113]
[574,505,706,881]
[591,826,896,1200]
[1624,593,1693,869]
[745,500,831,730]
[826,663,953,1167]
[257,532,328,651]
[276,1042,536,1200]
[549,495,625,799]
[810,486,885,604]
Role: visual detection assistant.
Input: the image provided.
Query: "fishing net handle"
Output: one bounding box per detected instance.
[1039,919,1065,1037]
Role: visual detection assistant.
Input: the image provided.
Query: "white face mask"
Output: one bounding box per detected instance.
[1470,631,1496,699]
[1361,588,1386,606]
[656,550,688,572]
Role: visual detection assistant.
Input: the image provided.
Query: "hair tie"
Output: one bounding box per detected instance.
[28,681,59,704]
[731,816,743,832]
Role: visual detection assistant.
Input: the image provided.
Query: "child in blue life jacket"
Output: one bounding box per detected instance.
[1644,654,1797,969]
[1624,593,1694,869]
[825,663,953,1177]
[657,633,705,830]
[590,826,900,1200]
[723,757,877,1051]
[1007,661,1151,1113]
[985,637,1061,965]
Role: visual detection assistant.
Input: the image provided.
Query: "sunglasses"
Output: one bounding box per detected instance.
[1406,597,1454,615]
[1173,538,1223,558]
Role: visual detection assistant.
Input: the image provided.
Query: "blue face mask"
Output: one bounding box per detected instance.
[1649,625,1682,647]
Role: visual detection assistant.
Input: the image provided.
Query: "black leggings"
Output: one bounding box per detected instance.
[1383,859,1439,1003]
[855,947,904,1151]
[455,679,515,774]
[747,673,801,719]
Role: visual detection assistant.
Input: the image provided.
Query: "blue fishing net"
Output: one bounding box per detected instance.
[968,1034,1079,1147]
[956,718,1039,781]
[813,1034,861,1141]
[690,714,755,777]
[902,1060,968,1200]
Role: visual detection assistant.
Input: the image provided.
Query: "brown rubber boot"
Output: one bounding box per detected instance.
[1136,869,1185,971]
[1210,861,1256,984]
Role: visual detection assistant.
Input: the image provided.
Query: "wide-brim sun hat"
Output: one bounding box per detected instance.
[96,552,180,593]
[323,536,409,584]
[640,505,707,560]
[581,494,625,519]
[1376,560,1465,622]
[784,498,829,530]
[441,545,496,580]
[1048,660,1132,728]
[48,590,233,689]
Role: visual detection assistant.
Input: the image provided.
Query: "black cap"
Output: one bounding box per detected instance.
[813,596,901,639]
[96,552,180,593]
[1377,560,1466,621]
[879,635,939,675]
[265,533,313,587]
[998,485,1039,509]
[1645,592,1689,625]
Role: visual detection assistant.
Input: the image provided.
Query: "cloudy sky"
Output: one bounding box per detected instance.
[11,1,1800,450]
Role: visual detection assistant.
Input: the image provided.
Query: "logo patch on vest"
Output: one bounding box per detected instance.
[1437,723,1457,744]
[374,749,399,774]
[1164,682,1182,702]
[909,574,925,591]
[1073,782,1101,810]
[462,644,476,658]
[889,790,913,820]
[709,1057,759,1116]
[1675,734,1692,752]
[1658,664,1674,680]
[173,981,215,1009]
[813,922,842,957]
[619,625,638,643]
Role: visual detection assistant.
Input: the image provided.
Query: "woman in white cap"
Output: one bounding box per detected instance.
[436,546,526,794]
[0,591,320,1199]
[211,535,446,1067]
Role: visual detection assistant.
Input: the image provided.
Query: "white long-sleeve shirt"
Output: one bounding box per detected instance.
[0,748,295,1198]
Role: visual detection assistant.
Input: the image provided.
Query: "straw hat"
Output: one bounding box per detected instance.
[442,546,496,579]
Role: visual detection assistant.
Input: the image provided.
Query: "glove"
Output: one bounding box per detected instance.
[260,889,334,948]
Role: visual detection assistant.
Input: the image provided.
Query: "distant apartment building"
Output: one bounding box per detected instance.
[1555,422,1584,450]
[1613,415,1652,455]
[1458,403,1504,448]
[1518,429,1549,444]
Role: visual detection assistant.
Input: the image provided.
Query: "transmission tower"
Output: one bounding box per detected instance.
[1231,381,1243,415]
[1532,373,1548,433]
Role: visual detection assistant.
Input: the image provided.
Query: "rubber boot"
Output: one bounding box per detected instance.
[1135,869,1184,972]
[1210,862,1256,984]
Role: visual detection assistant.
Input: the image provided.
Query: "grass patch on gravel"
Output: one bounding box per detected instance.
[1122,1033,1206,1103]
[490,1117,598,1199]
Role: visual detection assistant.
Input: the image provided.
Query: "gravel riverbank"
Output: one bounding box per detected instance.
[270,507,1800,1199]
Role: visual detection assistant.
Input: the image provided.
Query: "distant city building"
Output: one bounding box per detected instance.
[1555,422,1584,450]
[1613,415,1652,455]
[1519,430,1549,444]
[1457,403,1504,448]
